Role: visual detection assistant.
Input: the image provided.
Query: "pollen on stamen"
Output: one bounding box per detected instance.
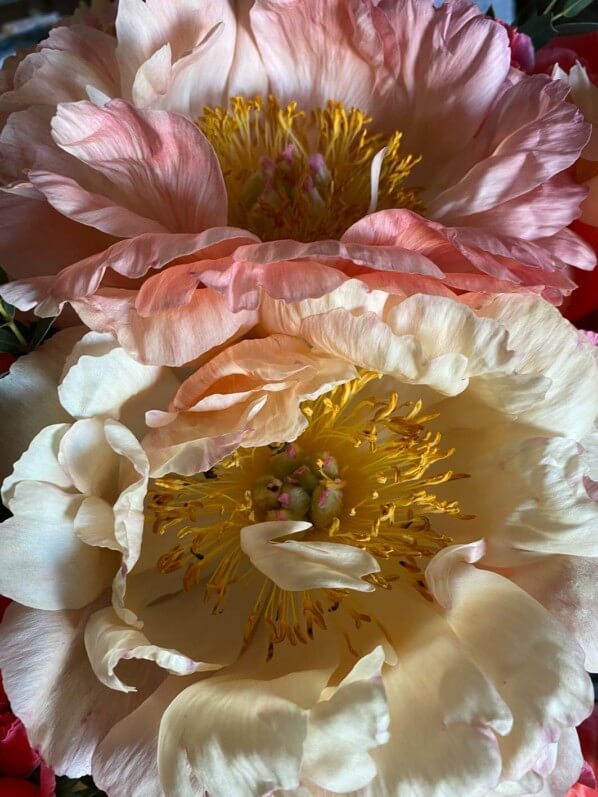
[198,96,424,242]
[146,371,474,660]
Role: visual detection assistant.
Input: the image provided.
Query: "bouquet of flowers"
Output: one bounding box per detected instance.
[0,0,597,795]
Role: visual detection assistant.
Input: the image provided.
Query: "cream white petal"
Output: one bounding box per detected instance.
[428,549,593,785]
[338,582,512,797]
[477,295,598,438]
[1,422,71,507]
[0,480,116,610]
[58,331,179,436]
[0,327,83,482]
[0,603,163,778]
[509,554,598,673]
[157,673,314,797]
[92,677,186,797]
[85,607,224,693]
[302,647,389,793]
[58,417,119,497]
[240,521,380,592]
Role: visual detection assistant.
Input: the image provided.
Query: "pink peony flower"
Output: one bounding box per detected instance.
[0,0,594,367]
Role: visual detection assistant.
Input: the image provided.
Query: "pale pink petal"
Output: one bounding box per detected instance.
[28,169,169,237]
[250,0,375,110]
[0,603,162,778]
[50,100,227,233]
[130,43,172,108]
[0,26,118,113]
[508,555,598,673]
[428,77,590,231]
[370,0,510,183]
[0,187,113,280]
[0,228,256,314]
[159,7,268,115]
[115,0,227,96]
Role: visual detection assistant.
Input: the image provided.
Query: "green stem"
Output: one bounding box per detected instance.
[0,304,28,350]
[543,0,560,15]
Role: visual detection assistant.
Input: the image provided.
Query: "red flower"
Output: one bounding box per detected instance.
[0,353,16,375]
[536,33,598,81]
[567,706,598,796]
[0,599,55,797]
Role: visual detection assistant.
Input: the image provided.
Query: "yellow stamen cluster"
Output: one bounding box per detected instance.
[147,373,472,660]
[198,96,424,242]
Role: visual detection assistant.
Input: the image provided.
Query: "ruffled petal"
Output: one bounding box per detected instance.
[145,335,356,476]
[427,548,594,787]
[58,331,179,435]
[84,608,224,693]
[74,287,257,366]
[157,666,335,797]
[301,647,389,792]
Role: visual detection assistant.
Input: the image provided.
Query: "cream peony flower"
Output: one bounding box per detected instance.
[0,289,597,796]
[0,0,595,369]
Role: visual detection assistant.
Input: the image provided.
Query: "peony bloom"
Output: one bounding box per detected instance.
[0,288,597,796]
[0,0,595,367]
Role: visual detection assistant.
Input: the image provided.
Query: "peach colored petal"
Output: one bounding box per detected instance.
[0,228,256,314]
[73,287,257,366]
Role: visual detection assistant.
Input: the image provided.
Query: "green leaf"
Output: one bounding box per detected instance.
[554,20,598,32]
[0,327,25,355]
[0,297,15,320]
[28,316,56,350]
[560,0,595,17]
[519,9,558,47]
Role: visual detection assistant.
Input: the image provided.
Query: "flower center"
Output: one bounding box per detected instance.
[198,96,424,242]
[147,374,472,660]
